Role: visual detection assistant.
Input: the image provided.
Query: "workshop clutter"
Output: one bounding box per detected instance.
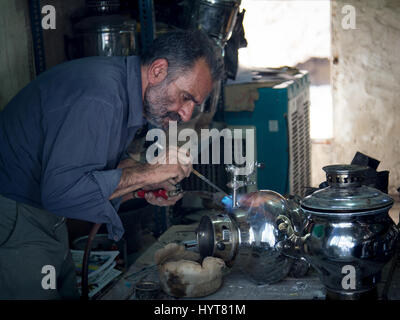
[71,248,122,298]
[154,243,226,297]
[197,162,398,299]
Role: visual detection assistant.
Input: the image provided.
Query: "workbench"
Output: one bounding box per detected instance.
[99,209,400,300]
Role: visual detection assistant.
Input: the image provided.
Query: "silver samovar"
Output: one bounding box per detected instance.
[197,162,299,284]
[196,164,399,299]
[298,164,398,299]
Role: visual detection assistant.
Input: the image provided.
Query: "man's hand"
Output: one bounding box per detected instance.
[109,146,192,201]
[141,181,176,192]
[120,181,183,206]
[142,181,183,206]
[140,146,191,206]
[153,145,192,185]
[117,157,138,169]
[144,191,183,207]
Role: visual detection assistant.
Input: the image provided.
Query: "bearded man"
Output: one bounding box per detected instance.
[0,30,223,299]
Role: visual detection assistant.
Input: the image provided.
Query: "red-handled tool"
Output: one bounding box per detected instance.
[134,184,183,200]
[134,189,169,199]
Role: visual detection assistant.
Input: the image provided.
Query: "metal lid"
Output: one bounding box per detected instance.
[301,164,393,214]
[323,164,366,187]
[74,15,136,33]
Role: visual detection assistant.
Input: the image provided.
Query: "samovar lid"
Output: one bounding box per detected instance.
[301,164,394,214]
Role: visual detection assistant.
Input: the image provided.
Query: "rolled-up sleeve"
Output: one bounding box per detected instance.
[40,98,125,241]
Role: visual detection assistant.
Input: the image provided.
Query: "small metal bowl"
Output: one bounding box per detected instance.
[134,280,160,300]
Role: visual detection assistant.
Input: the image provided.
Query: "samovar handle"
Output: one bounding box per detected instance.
[276,215,311,255]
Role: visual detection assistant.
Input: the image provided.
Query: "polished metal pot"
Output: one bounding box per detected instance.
[189,0,241,47]
[197,190,297,285]
[298,164,398,299]
[72,14,137,58]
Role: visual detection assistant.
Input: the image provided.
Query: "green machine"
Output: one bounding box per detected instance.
[223,68,311,197]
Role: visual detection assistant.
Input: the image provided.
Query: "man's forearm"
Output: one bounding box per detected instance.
[109,158,171,200]
[109,164,149,200]
[109,150,190,201]
[109,158,149,200]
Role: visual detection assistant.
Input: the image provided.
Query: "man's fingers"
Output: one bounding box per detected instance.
[147,148,193,186]
[177,148,193,166]
[144,192,183,206]
[170,163,188,183]
[142,181,176,191]
[184,163,192,177]
[159,181,176,191]
[167,178,177,185]
[157,146,193,166]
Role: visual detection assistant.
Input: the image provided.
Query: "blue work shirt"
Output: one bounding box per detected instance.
[0,56,145,241]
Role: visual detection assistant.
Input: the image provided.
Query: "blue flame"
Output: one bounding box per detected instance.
[221,195,234,212]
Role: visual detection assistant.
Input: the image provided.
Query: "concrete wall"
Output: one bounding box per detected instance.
[0,0,34,110]
[330,0,400,193]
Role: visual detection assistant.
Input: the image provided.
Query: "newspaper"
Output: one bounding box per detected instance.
[87,262,122,298]
[71,250,122,298]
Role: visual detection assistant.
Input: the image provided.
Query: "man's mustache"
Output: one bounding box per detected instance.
[165,111,182,123]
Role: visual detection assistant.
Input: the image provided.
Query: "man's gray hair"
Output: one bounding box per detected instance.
[140,30,224,83]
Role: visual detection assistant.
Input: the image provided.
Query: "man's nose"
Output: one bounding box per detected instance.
[178,102,195,122]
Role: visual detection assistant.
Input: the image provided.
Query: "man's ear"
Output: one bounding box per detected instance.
[147,58,168,85]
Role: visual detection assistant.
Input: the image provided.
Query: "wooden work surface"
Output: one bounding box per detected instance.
[99,222,400,300]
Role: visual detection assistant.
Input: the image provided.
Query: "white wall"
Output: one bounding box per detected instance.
[239,0,331,68]
[331,0,400,193]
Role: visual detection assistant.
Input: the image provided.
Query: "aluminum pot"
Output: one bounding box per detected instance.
[189,0,241,47]
[72,14,137,58]
[197,190,295,285]
[298,164,398,299]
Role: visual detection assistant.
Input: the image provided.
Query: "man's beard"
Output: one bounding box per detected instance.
[143,81,182,130]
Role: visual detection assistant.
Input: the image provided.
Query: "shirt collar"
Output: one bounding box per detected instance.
[126,56,145,128]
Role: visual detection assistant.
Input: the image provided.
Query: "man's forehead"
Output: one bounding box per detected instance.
[175,59,213,100]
